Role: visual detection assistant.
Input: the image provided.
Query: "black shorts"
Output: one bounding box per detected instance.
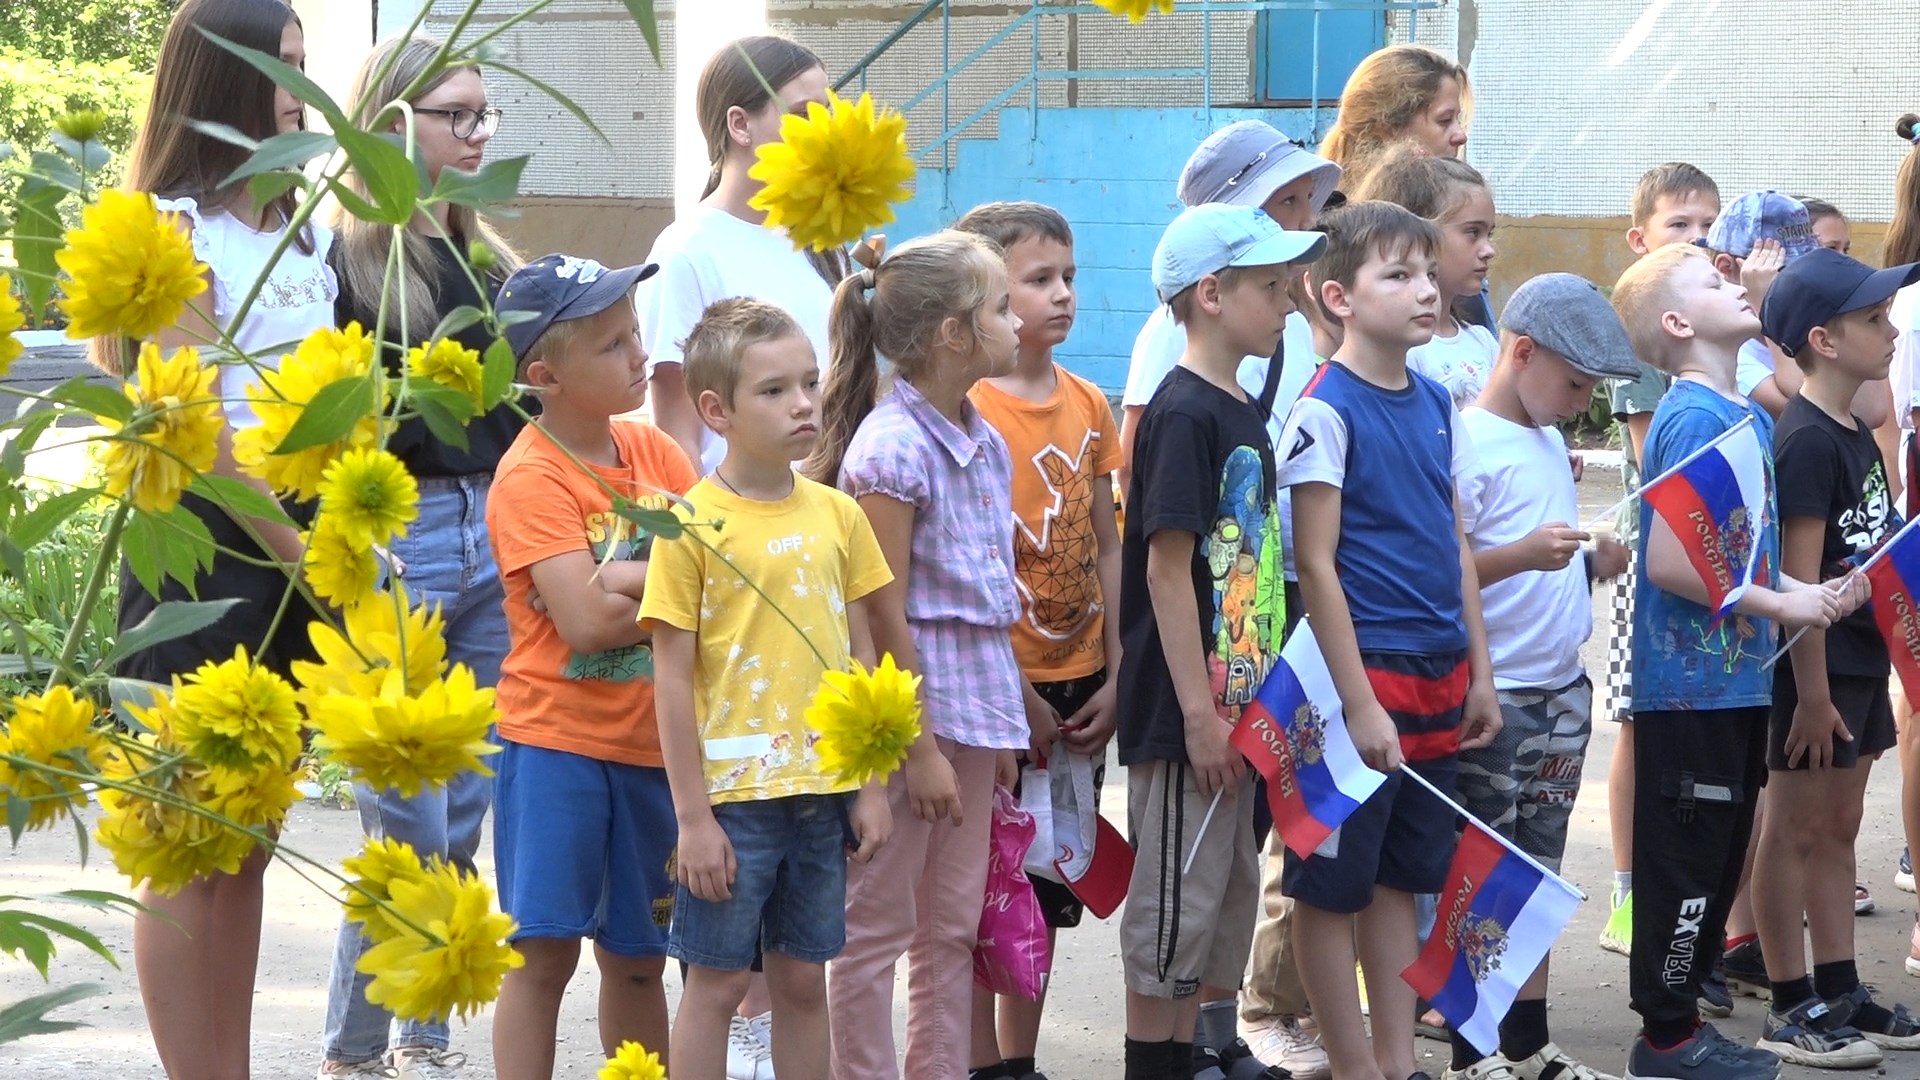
[1280,755,1459,914]
[1768,664,1898,770]
[1020,668,1108,929]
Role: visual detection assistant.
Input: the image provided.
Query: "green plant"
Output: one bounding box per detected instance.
[0,490,119,697]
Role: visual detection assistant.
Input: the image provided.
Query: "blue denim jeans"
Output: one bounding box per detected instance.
[320,476,507,1063]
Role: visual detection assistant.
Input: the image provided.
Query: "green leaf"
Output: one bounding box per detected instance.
[183,120,257,152]
[12,185,66,322]
[481,338,515,410]
[11,489,100,550]
[0,912,115,973]
[332,128,420,226]
[20,151,82,198]
[107,678,166,732]
[271,376,373,455]
[0,538,25,585]
[2,411,62,481]
[473,58,609,145]
[614,503,684,540]
[2,793,29,847]
[614,0,663,62]
[44,376,131,424]
[50,133,111,176]
[0,983,103,1042]
[409,387,473,452]
[102,599,243,668]
[225,130,336,185]
[123,506,216,601]
[430,305,486,345]
[187,474,294,528]
[247,172,305,215]
[0,913,55,977]
[429,155,528,210]
[194,28,348,130]
[323,179,387,226]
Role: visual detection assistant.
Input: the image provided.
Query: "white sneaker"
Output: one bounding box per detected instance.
[728,1015,774,1080]
[1440,1057,1518,1080]
[1504,1042,1619,1080]
[1238,1016,1331,1080]
[389,1049,466,1080]
[316,1063,397,1079]
[745,1011,776,1078]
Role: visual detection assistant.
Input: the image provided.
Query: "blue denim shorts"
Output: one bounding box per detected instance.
[494,739,677,956]
[668,793,853,970]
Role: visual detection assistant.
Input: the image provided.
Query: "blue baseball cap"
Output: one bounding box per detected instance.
[1151,204,1325,304]
[1759,247,1920,358]
[1706,191,1818,261]
[496,254,658,360]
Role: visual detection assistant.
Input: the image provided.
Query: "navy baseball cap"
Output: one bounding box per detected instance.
[496,254,658,360]
[1759,247,1920,358]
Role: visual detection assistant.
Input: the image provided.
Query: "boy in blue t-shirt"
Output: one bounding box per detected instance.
[1609,242,1857,1080]
[1273,199,1502,1080]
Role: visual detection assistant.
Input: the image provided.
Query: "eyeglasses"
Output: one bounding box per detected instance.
[414,106,502,140]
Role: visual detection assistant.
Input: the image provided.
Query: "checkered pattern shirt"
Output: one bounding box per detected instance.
[840,380,1028,749]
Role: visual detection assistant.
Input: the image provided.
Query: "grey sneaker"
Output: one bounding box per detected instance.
[390,1049,467,1080]
[317,1063,398,1079]
[1624,1023,1781,1080]
[1823,983,1920,1050]
[1753,997,1881,1069]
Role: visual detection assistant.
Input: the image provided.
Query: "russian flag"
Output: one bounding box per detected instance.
[1228,620,1388,859]
[1402,821,1583,1054]
[1640,416,1770,620]
[1866,515,1920,702]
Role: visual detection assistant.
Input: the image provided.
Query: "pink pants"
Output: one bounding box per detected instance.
[828,739,997,1080]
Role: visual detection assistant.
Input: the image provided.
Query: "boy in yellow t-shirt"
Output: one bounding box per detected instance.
[641,297,894,1080]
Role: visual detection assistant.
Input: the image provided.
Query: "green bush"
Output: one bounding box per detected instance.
[0,490,119,699]
[0,47,146,187]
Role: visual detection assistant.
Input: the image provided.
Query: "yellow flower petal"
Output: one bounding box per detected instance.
[234,323,388,501]
[301,517,381,610]
[317,448,419,550]
[356,860,523,1023]
[305,664,499,798]
[0,273,25,377]
[803,652,923,785]
[408,337,487,414]
[1090,0,1175,21]
[97,343,223,513]
[748,91,916,253]
[169,647,304,772]
[0,686,108,830]
[599,1042,667,1080]
[55,189,209,340]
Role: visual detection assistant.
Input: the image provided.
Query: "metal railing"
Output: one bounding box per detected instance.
[835,0,1445,170]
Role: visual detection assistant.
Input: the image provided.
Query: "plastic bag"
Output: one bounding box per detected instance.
[973,785,1052,1000]
[1018,755,1058,881]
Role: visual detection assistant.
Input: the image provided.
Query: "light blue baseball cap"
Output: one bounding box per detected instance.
[1151,204,1326,304]
[1705,191,1818,261]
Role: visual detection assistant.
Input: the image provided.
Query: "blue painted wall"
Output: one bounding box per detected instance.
[890,106,1321,391]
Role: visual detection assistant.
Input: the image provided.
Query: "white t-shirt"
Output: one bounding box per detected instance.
[1734,337,1775,399]
[1122,307,1318,577]
[638,205,836,473]
[1456,406,1588,690]
[1406,321,1496,408]
[1892,284,1920,433]
[159,197,337,430]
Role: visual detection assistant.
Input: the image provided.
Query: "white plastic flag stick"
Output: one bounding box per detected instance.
[1579,416,1758,532]
[1760,514,1920,669]
[1182,788,1225,876]
[1397,762,1586,900]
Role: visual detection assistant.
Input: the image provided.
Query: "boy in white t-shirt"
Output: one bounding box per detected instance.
[1448,274,1637,1080]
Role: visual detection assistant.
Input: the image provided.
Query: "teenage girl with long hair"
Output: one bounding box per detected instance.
[314,34,524,1080]
[1318,44,1471,197]
[105,2,335,1076]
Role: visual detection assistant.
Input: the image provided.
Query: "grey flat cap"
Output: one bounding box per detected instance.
[1499,273,1640,379]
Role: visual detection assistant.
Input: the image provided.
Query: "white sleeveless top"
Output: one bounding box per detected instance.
[157,196,337,430]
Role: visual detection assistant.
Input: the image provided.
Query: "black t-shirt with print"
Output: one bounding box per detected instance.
[1774,394,1895,677]
[1117,366,1285,766]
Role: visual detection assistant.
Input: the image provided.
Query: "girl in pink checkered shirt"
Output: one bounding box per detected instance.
[803,231,1041,1080]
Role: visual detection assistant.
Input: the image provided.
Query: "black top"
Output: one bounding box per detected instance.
[1116,366,1285,765]
[1774,394,1895,677]
[330,237,529,478]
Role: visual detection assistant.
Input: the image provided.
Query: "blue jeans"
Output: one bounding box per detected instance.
[320,476,507,1063]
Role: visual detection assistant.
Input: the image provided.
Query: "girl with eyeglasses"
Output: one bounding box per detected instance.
[316,34,525,1080]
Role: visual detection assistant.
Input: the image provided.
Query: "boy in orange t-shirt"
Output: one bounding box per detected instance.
[485,254,699,1077]
[957,203,1123,1080]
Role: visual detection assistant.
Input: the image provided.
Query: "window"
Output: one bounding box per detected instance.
[1255,7,1384,103]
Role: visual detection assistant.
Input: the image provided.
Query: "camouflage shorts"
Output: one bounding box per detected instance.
[1454,676,1593,873]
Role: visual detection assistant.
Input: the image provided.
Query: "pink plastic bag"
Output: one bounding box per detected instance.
[972,785,1053,1000]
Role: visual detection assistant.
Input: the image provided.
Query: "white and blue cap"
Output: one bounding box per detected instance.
[1151,204,1325,304]
[497,253,658,361]
[1706,191,1818,261]
[1177,121,1342,214]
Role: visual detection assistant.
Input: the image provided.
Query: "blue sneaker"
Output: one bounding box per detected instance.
[1898,847,1915,893]
[1698,963,1734,1018]
[1625,1024,1780,1080]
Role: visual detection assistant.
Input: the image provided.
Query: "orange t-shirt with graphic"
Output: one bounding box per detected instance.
[488,419,699,766]
[969,364,1122,680]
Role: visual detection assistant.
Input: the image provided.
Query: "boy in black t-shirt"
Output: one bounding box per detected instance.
[1116,203,1324,1080]
[1750,248,1920,1068]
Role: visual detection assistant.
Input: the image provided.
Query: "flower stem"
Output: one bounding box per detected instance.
[44,501,129,691]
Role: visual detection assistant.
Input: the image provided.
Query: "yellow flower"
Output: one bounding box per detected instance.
[357,861,523,1022]
[305,664,499,798]
[0,273,25,377]
[1090,0,1174,21]
[169,647,304,771]
[408,337,486,413]
[56,188,209,340]
[95,720,257,893]
[342,836,432,943]
[318,448,419,549]
[202,761,298,831]
[302,517,381,610]
[54,109,108,143]
[600,1042,667,1080]
[292,596,448,701]
[804,652,923,785]
[234,323,387,501]
[748,91,916,253]
[97,342,224,513]
[0,686,108,830]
